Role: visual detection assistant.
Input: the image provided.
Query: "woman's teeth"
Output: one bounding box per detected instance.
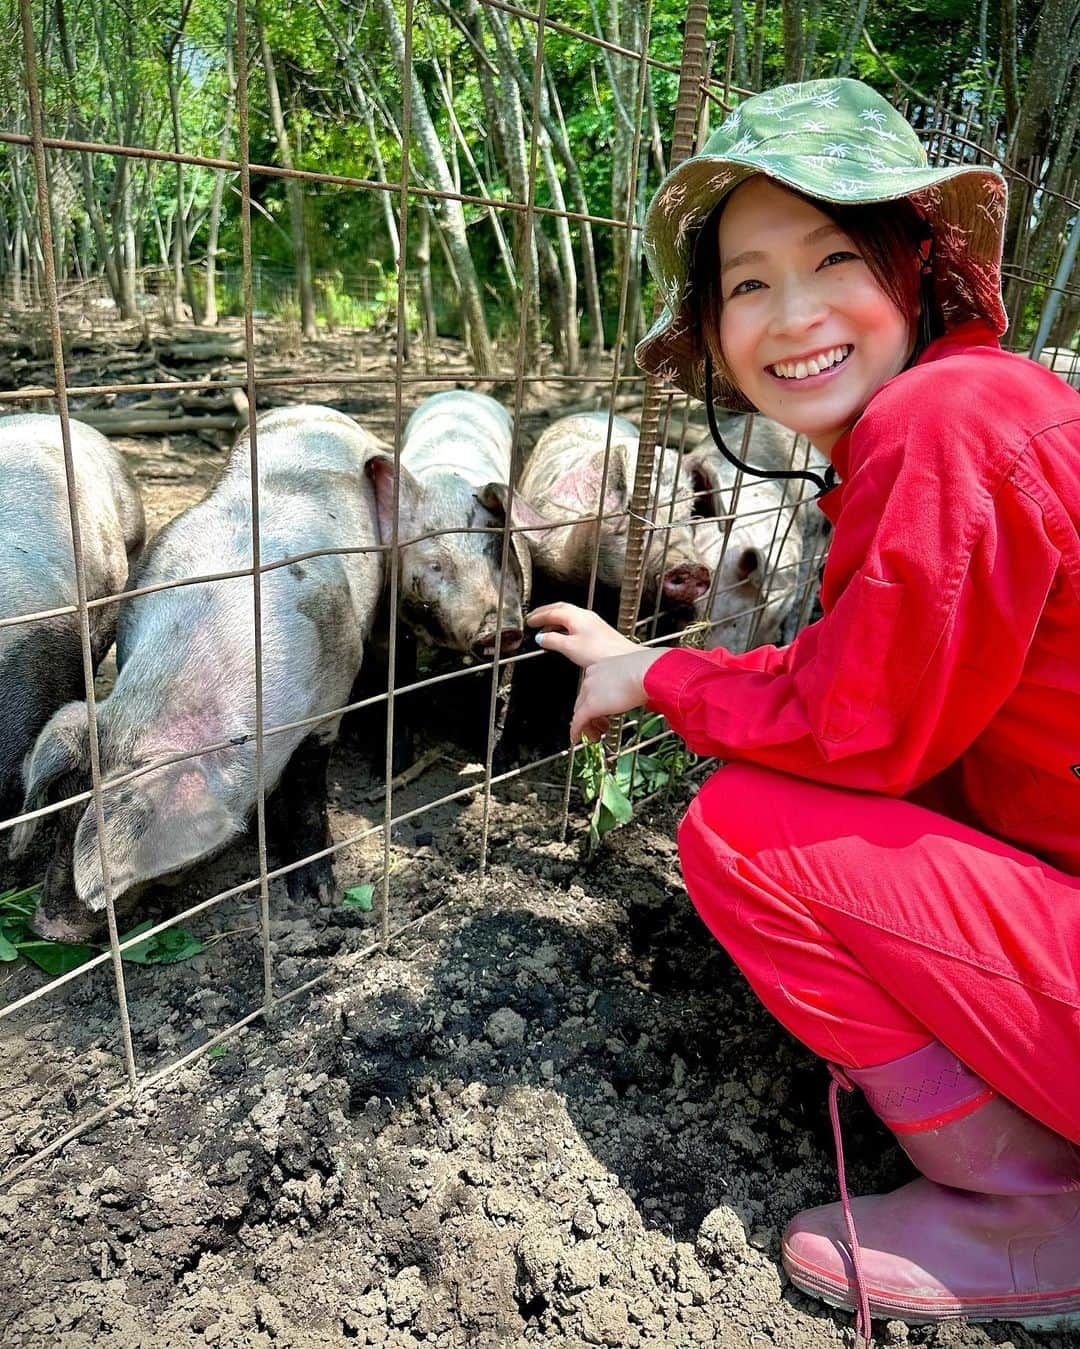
[770,345,852,380]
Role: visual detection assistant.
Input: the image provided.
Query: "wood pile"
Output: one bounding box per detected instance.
[0,319,252,440]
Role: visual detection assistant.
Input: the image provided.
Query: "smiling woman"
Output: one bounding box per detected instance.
[689,182,934,453]
[531,76,1080,1345]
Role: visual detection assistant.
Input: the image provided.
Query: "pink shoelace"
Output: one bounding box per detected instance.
[828,1065,872,1347]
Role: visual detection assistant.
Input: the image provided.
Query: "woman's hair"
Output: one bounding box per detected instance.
[689,187,944,399]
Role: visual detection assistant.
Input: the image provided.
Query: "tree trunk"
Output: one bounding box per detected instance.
[481,6,540,363]
[204,25,236,328]
[731,0,749,88]
[540,131,579,373]
[1000,0,1020,133]
[835,0,872,77]
[783,0,805,81]
[1001,0,1080,317]
[363,101,401,269]
[166,46,204,323]
[257,6,318,339]
[376,0,494,373]
[417,204,437,353]
[751,0,767,89]
[480,7,603,359]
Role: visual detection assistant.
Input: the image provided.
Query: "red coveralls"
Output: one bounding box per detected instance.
[643,321,1080,1143]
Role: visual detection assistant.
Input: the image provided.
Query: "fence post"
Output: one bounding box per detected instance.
[615,3,711,641]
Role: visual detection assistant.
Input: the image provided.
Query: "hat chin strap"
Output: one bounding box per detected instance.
[703,348,836,498]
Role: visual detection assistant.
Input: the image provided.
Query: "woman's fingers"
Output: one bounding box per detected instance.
[534,629,571,657]
[526,601,584,631]
[571,710,610,743]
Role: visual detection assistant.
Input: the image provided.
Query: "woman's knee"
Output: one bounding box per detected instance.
[684,761,808,858]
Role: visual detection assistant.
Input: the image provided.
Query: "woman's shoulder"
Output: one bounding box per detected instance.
[851,339,1079,484]
[869,338,1078,437]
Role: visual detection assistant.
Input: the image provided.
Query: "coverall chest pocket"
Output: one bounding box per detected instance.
[810,572,905,747]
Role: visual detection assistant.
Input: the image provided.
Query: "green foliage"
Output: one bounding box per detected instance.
[0,884,203,975]
[3,0,1070,354]
[574,712,697,855]
[0,884,96,975]
[120,921,204,965]
[343,883,375,912]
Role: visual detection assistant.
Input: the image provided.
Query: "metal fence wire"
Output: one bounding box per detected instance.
[1,0,1078,1184]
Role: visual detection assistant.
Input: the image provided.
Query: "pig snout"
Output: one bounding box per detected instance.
[29,902,100,945]
[662,562,710,605]
[471,627,524,660]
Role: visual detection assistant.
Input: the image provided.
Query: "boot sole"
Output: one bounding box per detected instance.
[786,1258,1080,1329]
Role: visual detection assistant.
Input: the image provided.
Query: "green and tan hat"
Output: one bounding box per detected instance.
[636,77,1009,408]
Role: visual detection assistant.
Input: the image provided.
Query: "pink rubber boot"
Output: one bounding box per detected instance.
[782,1041,1080,1334]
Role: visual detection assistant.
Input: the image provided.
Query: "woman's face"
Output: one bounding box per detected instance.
[716,177,916,455]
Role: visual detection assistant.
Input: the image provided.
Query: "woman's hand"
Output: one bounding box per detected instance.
[569,648,668,742]
[526,602,638,667]
[527,602,669,742]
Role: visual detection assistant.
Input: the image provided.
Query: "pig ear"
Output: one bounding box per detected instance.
[365,453,420,545]
[72,764,236,912]
[737,546,765,584]
[9,703,90,857]
[476,483,542,594]
[720,543,766,592]
[685,449,722,520]
[476,482,550,533]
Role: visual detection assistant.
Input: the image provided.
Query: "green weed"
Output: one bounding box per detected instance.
[0,884,203,977]
[574,713,696,855]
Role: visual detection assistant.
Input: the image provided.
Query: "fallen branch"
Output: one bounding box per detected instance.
[73,408,244,435]
[362,746,443,802]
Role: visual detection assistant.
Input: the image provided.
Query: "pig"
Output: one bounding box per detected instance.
[0,414,144,813]
[1037,347,1080,390]
[684,413,831,650]
[518,412,710,608]
[10,405,391,942]
[372,391,545,660]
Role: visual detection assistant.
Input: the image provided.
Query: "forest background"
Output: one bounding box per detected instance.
[1,0,1078,377]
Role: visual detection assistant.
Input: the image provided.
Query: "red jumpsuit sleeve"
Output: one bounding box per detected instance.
[643,399,1061,796]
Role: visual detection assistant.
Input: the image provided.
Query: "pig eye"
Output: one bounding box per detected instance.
[429,560,443,575]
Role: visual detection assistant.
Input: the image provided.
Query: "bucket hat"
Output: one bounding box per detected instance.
[636,77,1009,411]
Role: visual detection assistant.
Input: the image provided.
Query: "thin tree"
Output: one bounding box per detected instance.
[256,3,318,339]
[375,0,495,373]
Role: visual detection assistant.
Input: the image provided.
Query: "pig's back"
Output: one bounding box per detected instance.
[119,419,383,687]
[522,413,638,505]
[403,392,513,485]
[0,415,142,628]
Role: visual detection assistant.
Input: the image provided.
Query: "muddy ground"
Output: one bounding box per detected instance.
[1,325,1073,1349]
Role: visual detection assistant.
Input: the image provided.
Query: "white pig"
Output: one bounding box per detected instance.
[518,412,710,606]
[373,391,545,659]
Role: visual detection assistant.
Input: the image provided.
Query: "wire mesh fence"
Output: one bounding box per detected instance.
[1,0,1077,1186]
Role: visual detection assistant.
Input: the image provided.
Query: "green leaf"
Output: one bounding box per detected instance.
[0,883,43,918]
[0,931,19,961]
[121,922,203,965]
[599,775,633,826]
[343,883,375,912]
[208,1044,228,1059]
[17,940,98,976]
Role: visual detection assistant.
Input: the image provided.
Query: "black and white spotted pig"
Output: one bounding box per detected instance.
[11,405,391,941]
[0,414,144,813]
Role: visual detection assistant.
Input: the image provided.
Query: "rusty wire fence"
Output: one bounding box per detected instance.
[1,0,1078,1185]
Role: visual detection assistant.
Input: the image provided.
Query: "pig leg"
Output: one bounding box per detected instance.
[267,735,336,906]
